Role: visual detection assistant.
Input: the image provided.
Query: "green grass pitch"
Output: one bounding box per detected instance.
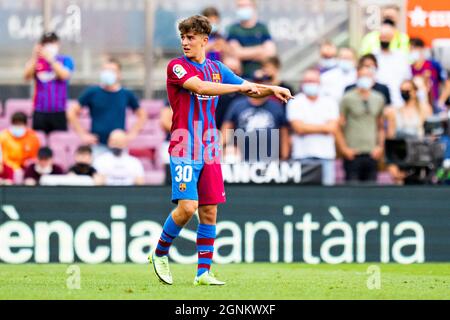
[0,263,449,300]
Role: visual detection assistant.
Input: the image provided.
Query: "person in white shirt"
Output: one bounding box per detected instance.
[375,23,412,108]
[94,129,145,186]
[320,47,357,102]
[287,69,339,185]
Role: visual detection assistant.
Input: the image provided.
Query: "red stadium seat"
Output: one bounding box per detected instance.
[48,132,83,170]
[35,130,48,146]
[144,170,165,185]
[4,99,34,118]
[139,99,164,119]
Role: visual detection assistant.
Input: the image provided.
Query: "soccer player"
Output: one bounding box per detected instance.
[149,15,293,286]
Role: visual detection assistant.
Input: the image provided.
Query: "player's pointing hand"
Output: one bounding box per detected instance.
[272,86,294,104]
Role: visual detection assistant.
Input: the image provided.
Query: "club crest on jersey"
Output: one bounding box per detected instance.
[179,183,187,192]
[173,64,187,79]
[212,73,221,83]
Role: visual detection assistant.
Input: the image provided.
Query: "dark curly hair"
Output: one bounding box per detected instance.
[178,15,212,36]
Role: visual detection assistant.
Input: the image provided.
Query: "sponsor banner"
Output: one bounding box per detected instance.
[0,186,449,264]
[407,0,450,47]
[165,161,323,185]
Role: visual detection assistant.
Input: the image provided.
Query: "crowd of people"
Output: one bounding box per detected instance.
[1,0,450,186]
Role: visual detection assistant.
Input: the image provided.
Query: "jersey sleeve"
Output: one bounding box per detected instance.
[62,56,75,73]
[167,59,198,86]
[217,61,244,85]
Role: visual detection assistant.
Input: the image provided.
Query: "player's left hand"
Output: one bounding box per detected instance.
[272,86,294,104]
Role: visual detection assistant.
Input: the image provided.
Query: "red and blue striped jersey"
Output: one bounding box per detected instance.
[166,56,244,162]
[33,55,74,113]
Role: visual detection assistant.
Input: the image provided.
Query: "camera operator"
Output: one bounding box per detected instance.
[386,80,432,184]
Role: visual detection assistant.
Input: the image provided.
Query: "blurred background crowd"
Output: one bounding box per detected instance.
[0,0,449,186]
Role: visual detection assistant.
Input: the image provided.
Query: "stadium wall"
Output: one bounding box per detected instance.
[0,186,448,264]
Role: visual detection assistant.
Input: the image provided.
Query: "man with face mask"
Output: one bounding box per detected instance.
[287,69,339,185]
[226,0,276,79]
[67,58,147,159]
[221,70,290,162]
[336,65,385,183]
[360,5,410,55]
[0,112,40,171]
[93,129,145,186]
[202,7,228,62]
[320,46,357,102]
[375,23,412,108]
[24,147,64,186]
[24,32,74,134]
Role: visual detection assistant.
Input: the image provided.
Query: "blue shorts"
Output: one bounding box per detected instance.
[169,157,226,205]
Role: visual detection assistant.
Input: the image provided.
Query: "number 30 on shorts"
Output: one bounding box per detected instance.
[174,165,193,182]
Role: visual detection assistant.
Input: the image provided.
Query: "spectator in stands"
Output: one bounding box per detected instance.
[386,79,432,140]
[0,112,40,171]
[227,0,276,79]
[67,58,147,158]
[24,32,74,134]
[215,56,244,130]
[386,80,433,184]
[410,38,448,112]
[287,69,339,185]
[68,145,99,181]
[24,147,64,185]
[375,23,412,108]
[202,7,228,61]
[221,70,290,162]
[318,40,338,74]
[336,65,385,183]
[360,5,409,55]
[321,47,357,102]
[0,154,14,185]
[262,56,295,114]
[346,54,391,106]
[93,129,145,186]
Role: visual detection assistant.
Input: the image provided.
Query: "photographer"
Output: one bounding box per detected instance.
[386,80,432,184]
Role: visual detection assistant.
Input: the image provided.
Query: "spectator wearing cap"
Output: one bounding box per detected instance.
[67,58,146,158]
[24,147,64,186]
[336,65,385,183]
[287,68,339,185]
[226,0,276,79]
[410,37,448,111]
[24,32,74,134]
[221,69,290,162]
[202,7,228,61]
[360,5,410,55]
[93,129,145,186]
[0,112,40,171]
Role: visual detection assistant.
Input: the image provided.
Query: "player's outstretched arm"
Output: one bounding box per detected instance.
[243,81,294,103]
[183,76,260,97]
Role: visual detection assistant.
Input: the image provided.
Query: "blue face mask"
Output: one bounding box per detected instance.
[339,60,355,73]
[320,58,337,69]
[210,23,219,34]
[100,70,117,87]
[10,126,26,138]
[357,77,374,90]
[302,83,320,97]
[237,7,254,22]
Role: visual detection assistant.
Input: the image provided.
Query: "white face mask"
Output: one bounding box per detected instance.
[35,164,52,175]
[44,44,59,59]
[237,7,254,22]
